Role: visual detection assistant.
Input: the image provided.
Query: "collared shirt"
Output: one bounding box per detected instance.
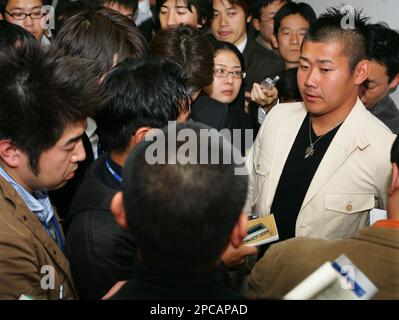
[0,165,54,225]
[134,0,153,26]
[86,117,99,159]
[236,34,248,54]
[0,165,65,250]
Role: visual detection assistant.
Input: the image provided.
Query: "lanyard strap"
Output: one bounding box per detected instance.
[44,216,65,252]
[105,159,123,183]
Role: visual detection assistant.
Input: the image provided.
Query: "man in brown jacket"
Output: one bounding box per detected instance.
[0,36,103,299]
[245,135,399,300]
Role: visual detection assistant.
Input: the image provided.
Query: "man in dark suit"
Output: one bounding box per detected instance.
[211,0,285,92]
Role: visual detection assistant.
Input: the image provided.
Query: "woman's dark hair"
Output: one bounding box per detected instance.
[209,39,246,71]
[53,7,148,79]
[150,25,214,91]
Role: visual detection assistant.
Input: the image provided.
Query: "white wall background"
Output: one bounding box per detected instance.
[302,0,399,107]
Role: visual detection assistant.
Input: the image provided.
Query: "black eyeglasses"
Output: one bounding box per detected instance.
[214,68,246,79]
[5,10,47,20]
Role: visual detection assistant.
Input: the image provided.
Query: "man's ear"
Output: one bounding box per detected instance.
[0,140,22,168]
[354,60,371,85]
[229,213,248,248]
[111,191,128,229]
[253,18,261,31]
[388,163,399,196]
[132,127,151,146]
[389,74,399,91]
[271,34,279,49]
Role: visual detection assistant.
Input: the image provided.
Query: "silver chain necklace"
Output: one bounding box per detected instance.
[304,116,327,159]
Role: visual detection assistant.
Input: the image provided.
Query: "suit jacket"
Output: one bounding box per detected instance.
[66,156,137,300]
[0,175,77,300]
[369,95,399,134]
[191,94,230,130]
[245,225,399,300]
[245,99,396,239]
[242,37,285,92]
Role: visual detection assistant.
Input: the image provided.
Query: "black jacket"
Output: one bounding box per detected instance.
[66,155,137,300]
[242,37,285,92]
[110,262,244,300]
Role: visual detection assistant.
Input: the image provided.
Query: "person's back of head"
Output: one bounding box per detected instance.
[150,25,214,93]
[117,122,248,272]
[303,6,369,73]
[0,44,104,176]
[0,19,39,53]
[52,7,149,79]
[96,56,191,153]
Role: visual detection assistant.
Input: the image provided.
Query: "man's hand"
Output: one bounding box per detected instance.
[250,83,278,111]
[221,243,257,270]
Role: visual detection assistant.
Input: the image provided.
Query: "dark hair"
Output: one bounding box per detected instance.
[0,0,51,13]
[96,57,191,153]
[0,46,105,174]
[0,20,39,53]
[150,25,214,91]
[391,136,399,165]
[54,1,90,36]
[217,0,252,18]
[303,6,369,73]
[210,39,245,71]
[90,0,139,12]
[365,23,399,82]
[122,122,248,272]
[275,67,302,102]
[156,0,213,25]
[273,2,316,37]
[252,0,290,20]
[52,8,149,79]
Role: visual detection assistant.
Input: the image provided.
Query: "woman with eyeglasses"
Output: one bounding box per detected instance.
[204,41,247,105]
[0,0,52,43]
[203,41,256,155]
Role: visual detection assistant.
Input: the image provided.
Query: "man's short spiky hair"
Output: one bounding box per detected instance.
[303,6,370,72]
[0,46,106,174]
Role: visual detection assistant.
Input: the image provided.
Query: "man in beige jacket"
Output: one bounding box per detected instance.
[0,38,103,299]
[245,135,399,300]
[245,7,396,241]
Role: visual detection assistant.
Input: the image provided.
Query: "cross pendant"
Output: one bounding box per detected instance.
[304,145,315,159]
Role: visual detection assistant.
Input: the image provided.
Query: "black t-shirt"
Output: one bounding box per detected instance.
[270,113,342,241]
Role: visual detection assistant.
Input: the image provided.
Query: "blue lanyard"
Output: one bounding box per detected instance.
[44,216,65,252]
[105,159,123,183]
